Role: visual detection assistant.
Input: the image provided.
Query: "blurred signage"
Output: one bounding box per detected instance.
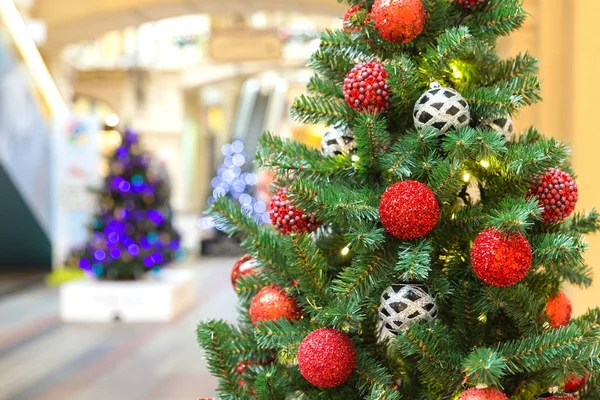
[209,29,282,62]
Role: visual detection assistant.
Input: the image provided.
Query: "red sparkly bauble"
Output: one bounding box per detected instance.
[528,168,578,223]
[231,255,256,288]
[343,62,391,113]
[459,387,509,400]
[269,187,319,235]
[456,0,485,8]
[371,0,427,43]
[249,285,302,325]
[471,228,532,287]
[298,328,357,388]
[379,180,439,240]
[343,4,368,31]
[546,291,573,328]
[565,372,589,392]
[546,396,576,400]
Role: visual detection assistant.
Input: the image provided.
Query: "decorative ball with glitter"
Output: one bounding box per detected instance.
[414,82,470,133]
[231,255,257,288]
[455,0,486,8]
[379,283,438,335]
[298,328,356,388]
[343,4,368,31]
[248,285,302,325]
[544,396,577,400]
[379,180,439,240]
[269,187,319,235]
[321,124,356,157]
[471,228,532,287]
[482,115,515,141]
[528,168,578,223]
[546,291,572,328]
[459,387,509,400]
[343,62,391,113]
[565,372,589,393]
[371,0,426,43]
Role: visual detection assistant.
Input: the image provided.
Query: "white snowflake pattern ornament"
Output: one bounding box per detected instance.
[378,283,438,336]
[320,124,357,157]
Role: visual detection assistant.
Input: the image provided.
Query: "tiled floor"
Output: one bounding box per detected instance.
[0,257,238,400]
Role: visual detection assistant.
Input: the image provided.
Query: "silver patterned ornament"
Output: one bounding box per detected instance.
[482,115,515,141]
[378,283,438,336]
[321,124,356,157]
[413,82,470,133]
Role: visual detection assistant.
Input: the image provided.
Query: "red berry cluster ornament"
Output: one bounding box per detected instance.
[343,4,368,31]
[231,255,257,288]
[298,328,356,388]
[379,180,440,240]
[343,62,391,113]
[456,0,486,8]
[546,396,577,400]
[269,187,319,235]
[470,228,532,287]
[459,387,509,400]
[248,285,302,325]
[528,168,578,223]
[371,0,426,43]
[545,291,572,328]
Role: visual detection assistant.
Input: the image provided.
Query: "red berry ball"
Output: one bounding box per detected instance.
[298,328,357,388]
[371,0,427,43]
[249,285,302,325]
[269,187,319,235]
[343,62,391,113]
[528,168,578,223]
[456,0,485,8]
[459,387,509,400]
[546,291,573,328]
[565,372,589,392]
[231,255,256,288]
[547,396,576,400]
[379,180,439,240]
[343,4,368,31]
[471,228,532,287]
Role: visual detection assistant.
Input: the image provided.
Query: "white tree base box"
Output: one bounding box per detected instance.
[60,269,196,322]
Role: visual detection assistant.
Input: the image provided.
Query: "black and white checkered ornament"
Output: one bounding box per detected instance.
[482,115,515,141]
[320,124,356,157]
[413,82,470,133]
[378,283,438,336]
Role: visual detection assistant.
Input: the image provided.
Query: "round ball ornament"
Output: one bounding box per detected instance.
[471,228,532,287]
[371,0,426,43]
[321,124,356,157]
[413,82,471,133]
[269,187,319,235]
[457,178,482,207]
[343,62,391,113]
[545,291,572,328]
[456,0,486,8]
[565,373,589,393]
[379,180,440,240]
[231,255,257,288]
[298,328,357,388]
[249,285,302,325]
[545,396,577,400]
[379,283,438,335]
[482,115,515,141]
[528,168,578,223]
[459,388,509,400]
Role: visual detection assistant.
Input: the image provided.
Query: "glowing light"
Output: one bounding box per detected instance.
[105,113,120,127]
[451,65,463,80]
[478,314,487,323]
[462,172,471,182]
[341,246,351,256]
[128,244,140,256]
[451,213,456,220]
[480,160,490,169]
[351,154,360,162]
[94,249,106,261]
[79,258,91,270]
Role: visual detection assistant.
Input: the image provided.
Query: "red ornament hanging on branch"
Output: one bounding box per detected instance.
[248,285,302,325]
[379,180,440,240]
[343,62,391,113]
[459,387,509,400]
[269,187,319,235]
[298,328,357,388]
[528,168,578,223]
[564,372,589,392]
[470,228,532,287]
[545,291,573,328]
[545,396,577,400]
[231,255,257,288]
[455,0,486,8]
[371,0,427,43]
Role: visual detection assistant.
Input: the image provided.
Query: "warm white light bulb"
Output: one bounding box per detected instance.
[341,246,350,256]
[105,113,120,128]
[451,65,463,80]
[480,160,490,169]
[351,154,360,162]
[462,172,471,182]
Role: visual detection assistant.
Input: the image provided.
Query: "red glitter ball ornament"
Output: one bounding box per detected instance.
[459,387,509,400]
[249,285,302,325]
[565,372,589,392]
[456,0,486,8]
[470,228,532,287]
[528,168,578,223]
[231,255,256,288]
[379,180,440,240]
[371,0,427,43]
[546,396,576,400]
[343,62,391,113]
[343,4,368,31]
[546,291,573,328]
[298,328,357,388]
[269,187,319,235]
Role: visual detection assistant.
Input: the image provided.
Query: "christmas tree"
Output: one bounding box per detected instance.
[69,128,183,280]
[197,1,600,398]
